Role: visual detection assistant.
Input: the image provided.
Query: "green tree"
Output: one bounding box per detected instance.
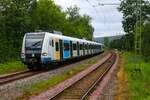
[141,23,150,61]
[0,0,31,62]
[104,37,109,48]
[118,0,149,33]
[31,0,67,31]
[66,6,94,40]
[118,0,150,51]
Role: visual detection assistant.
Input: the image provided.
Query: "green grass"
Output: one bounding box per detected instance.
[123,52,150,100]
[0,61,27,75]
[18,56,99,99]
[0,54,99,76]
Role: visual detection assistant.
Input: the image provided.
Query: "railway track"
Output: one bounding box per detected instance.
[0,70,42,85]
[50,53,116,100]
[0,52,108,86]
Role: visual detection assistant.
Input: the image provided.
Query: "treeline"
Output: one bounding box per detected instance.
[0,0,94,62]
[110,0,150,61]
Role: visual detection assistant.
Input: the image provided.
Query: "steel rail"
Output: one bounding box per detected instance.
[80,53,116,100]
[0,70,42,85]
[50,52,117,100]
[0,70,30,79]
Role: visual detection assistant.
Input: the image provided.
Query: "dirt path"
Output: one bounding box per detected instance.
[92,55,129,100]
[115,56,129,100]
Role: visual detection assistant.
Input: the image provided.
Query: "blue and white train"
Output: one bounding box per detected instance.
[21,32,104,69]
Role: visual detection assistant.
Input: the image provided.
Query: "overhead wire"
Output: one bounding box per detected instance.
[85,0,108,36]
[94,0,122,36]
[94,0,115,36]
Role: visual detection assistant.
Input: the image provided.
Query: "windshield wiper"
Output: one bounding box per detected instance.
[31,41,41,48]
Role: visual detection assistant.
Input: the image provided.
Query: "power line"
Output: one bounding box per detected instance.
[85,0,98,13]
[93,3,120,7]
[92,1,121,35]
[85,0,123,37]
[85,0,108,34]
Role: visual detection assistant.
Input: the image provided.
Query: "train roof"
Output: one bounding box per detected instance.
[26,32,103,45]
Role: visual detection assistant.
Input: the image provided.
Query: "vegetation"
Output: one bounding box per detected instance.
[110,0,150,60]
[104,37,110,48]
[0,0,94,62]
[123,52,150,100]
[110,1,150,98]
[140,23,150,61]
[0,61,26,75]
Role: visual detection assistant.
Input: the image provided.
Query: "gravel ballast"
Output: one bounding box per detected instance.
[89,53,119,100]
[29,53,111,100]
[0,52,107,100]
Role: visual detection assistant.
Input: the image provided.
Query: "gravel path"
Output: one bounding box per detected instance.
[0,52,107,100]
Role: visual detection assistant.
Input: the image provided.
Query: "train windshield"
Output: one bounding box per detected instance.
[25,33,45,50]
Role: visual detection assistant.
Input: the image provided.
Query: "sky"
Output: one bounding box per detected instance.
[54,0,125,37]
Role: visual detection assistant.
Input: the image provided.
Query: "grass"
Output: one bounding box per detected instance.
[18,55,99,99]
[0,55,99,76]
[0,61,27,75]
[123,52,150,100]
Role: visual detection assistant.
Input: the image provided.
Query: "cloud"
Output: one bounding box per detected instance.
[54,0,124,37]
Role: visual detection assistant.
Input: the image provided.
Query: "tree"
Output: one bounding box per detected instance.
[104,37,109,48]
[118,0,149,33]
[66,6,94,40]
[141,23,150,61]
[0,0,32,62]
[66,5,80,22]
[118,0,150,52]
[31,0,67,31]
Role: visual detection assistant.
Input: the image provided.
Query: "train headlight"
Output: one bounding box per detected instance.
[42,52,48,56]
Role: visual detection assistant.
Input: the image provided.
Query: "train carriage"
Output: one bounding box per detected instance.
[21,32,104,69]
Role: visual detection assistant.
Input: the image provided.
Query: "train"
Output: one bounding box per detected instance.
[21,32,104,70]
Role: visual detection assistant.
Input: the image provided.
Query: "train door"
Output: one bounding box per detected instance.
[79,43,83,56]
[73,42,77,57]
[54,39,60,60]
[59,39,63,61]
[89,44,91,54]
[77,42,79,56]
[70,41,73,58]
[48,38,53,60]
[84,43,87,55]
[83,43,85,56]
[86,44,88,55]
[63,40,70,59]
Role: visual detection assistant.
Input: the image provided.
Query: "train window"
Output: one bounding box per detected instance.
[52,40,54,47]
[89,44,92,49]
[64,43,69,50]
[85,44,87,50]
[86,45,88,50]
[55,42,59,51]
[83,44,85,49]
[80,44,83,50]
[73,43,77,50]
[49,40,51,46]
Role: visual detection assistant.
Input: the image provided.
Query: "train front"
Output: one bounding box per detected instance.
[21,32,45,69]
